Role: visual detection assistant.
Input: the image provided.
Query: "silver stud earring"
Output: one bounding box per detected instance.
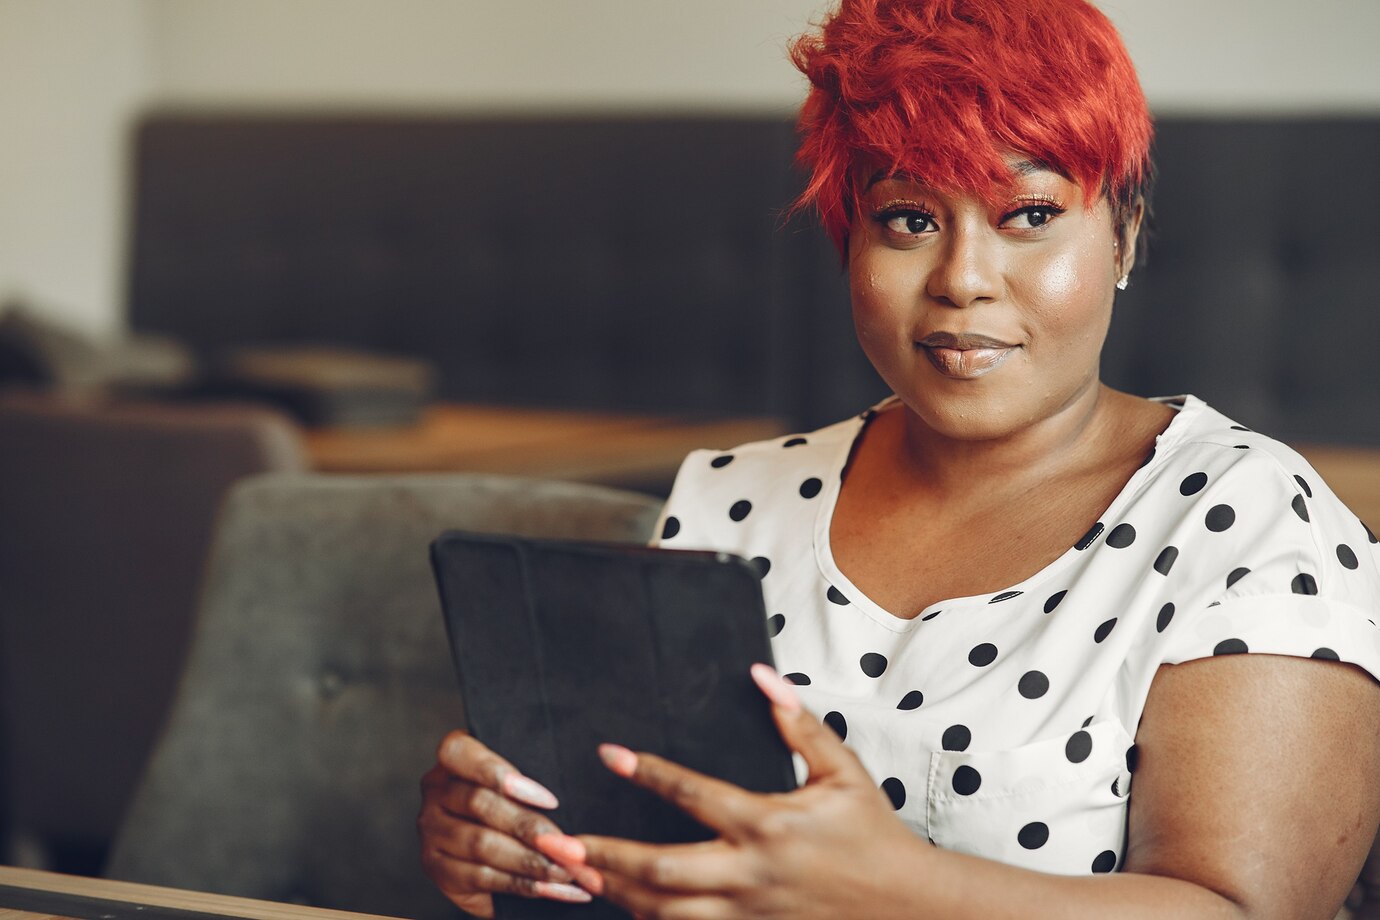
[1116,275,1130,291]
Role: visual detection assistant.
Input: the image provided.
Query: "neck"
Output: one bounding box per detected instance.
[890,379,1115,495]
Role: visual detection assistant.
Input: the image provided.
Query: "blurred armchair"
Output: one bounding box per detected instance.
[0,391,306,871]
[104,472,661,919]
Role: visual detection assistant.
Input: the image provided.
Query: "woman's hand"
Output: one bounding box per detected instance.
[417,730,598,917]
[546,665,934,920]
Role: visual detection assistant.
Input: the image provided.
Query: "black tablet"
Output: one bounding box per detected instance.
[430,531,798,919]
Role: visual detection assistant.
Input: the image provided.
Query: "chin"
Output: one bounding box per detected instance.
[897,386,1035,442]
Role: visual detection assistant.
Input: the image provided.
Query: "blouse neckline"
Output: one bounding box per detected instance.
[811,394,1202,633]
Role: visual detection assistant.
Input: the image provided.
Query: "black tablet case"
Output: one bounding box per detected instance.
[430,532,797,920]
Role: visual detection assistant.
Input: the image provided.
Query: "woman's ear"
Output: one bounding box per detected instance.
[1117,198,1145,278]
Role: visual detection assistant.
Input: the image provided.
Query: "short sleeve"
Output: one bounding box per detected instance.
[1157,448,1380,679]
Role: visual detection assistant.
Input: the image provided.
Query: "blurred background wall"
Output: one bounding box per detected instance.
[3,0,1379,339]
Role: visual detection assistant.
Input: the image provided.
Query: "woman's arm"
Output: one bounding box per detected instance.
[566,658,1380,919]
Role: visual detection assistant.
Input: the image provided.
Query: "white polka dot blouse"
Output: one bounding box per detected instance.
[653,394,1380,876]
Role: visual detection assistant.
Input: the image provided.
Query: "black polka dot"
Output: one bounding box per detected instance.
[942,724,971,752]
[1111,776,1124,797]
[1156,602,1175,633]
[1179,472,1208,496]
[952,765,981,795]
[1018,670,1049,699]
[783,672,811,686]
[1092,850,1117,873]
[1205,504,1236,532]
[1338,544,1359,569]
[824,710,847,740]
[897,690,924,710]
[826,585,850,605]
[1044,590,1067,613]
[710,454,734,468]
[799,477,823,499]
[921,609,942,621]
[1106,523,1136,548]
[1094,618,1117,643]
[1125,744,1140,773]
[728,499,752,521]
[1312,647,1340,661]
[1213,638,1249,655]
[1082,715,1095,728]
[661,516,681,540]
[767,613,785,637]
[1017,822,1049,849]
[1294,474,1313,498]
[989,590,1023,603]
[860,652,888,678]
[1075,522,1105,550]
[1292,494,1310,523]
[1138,447,1156,468]
[1226,567,1250,589]
[1066,730,1093,763]
[1153,546,1179,575]
[1292,573,1318,595]
[968,643,998,667]
[783,437,808,448]
[881,777,906,810]
[750,556,771,578]
[1233,444,1250,450]
[1230,424,1252,432]
[1365,521,1377,544]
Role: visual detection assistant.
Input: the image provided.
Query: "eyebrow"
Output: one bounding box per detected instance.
[864,159,1055,191]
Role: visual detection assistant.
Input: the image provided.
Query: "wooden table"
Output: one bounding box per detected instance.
[0,866,404,920]
[304,403,788,491]
[304,405,1380,516]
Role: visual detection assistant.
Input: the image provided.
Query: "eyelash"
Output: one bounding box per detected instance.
[869,197,1068,237]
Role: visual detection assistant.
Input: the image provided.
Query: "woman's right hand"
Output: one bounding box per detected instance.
[418,730,595,917]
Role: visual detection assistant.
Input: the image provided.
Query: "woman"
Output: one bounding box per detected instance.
[418,0,1380,916]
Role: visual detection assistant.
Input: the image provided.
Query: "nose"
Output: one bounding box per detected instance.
[925,226,1001,309]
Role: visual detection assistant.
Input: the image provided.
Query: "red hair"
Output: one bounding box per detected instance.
[790,0,1153,257]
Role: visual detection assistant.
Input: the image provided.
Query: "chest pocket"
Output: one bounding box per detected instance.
[925,719,1134,876]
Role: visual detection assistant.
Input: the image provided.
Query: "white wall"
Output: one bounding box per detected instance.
[2,0,1378,336]
[0,0,151,336]
[1101,0,1380,113]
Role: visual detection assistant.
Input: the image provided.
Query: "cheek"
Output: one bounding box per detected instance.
[1016,243,1114,343]
[848,251,913,335]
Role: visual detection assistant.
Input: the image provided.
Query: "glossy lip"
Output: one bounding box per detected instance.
[915,331,1019,380]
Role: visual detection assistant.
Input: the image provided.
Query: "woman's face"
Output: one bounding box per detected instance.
[848,160,1133,442]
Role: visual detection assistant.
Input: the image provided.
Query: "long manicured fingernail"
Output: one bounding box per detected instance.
[534,833,586,865]
[751,663,801,713]
[502,773,559,809]
[533,881,593,903]
[598,743,637,777]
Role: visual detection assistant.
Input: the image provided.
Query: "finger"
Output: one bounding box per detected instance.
[421,847,592,905]
[441,781,570,850]
[598,869,730,920]
[751,664,863,783]
[580,836,748,895]
[418,805,572,884]
[598,744,762,836]
[435,730,558,809]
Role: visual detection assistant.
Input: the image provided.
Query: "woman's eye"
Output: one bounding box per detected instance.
[1003,206,1063,230]
[881,211,936,235]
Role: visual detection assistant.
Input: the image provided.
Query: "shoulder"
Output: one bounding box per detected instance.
[1148,396,1372,557]
[1133,395,1380,671]
[650,410,867,551]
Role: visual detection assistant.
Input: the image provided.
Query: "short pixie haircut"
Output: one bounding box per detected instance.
[790,0,1153,259]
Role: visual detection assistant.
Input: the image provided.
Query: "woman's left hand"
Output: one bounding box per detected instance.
[539,664,934,920]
